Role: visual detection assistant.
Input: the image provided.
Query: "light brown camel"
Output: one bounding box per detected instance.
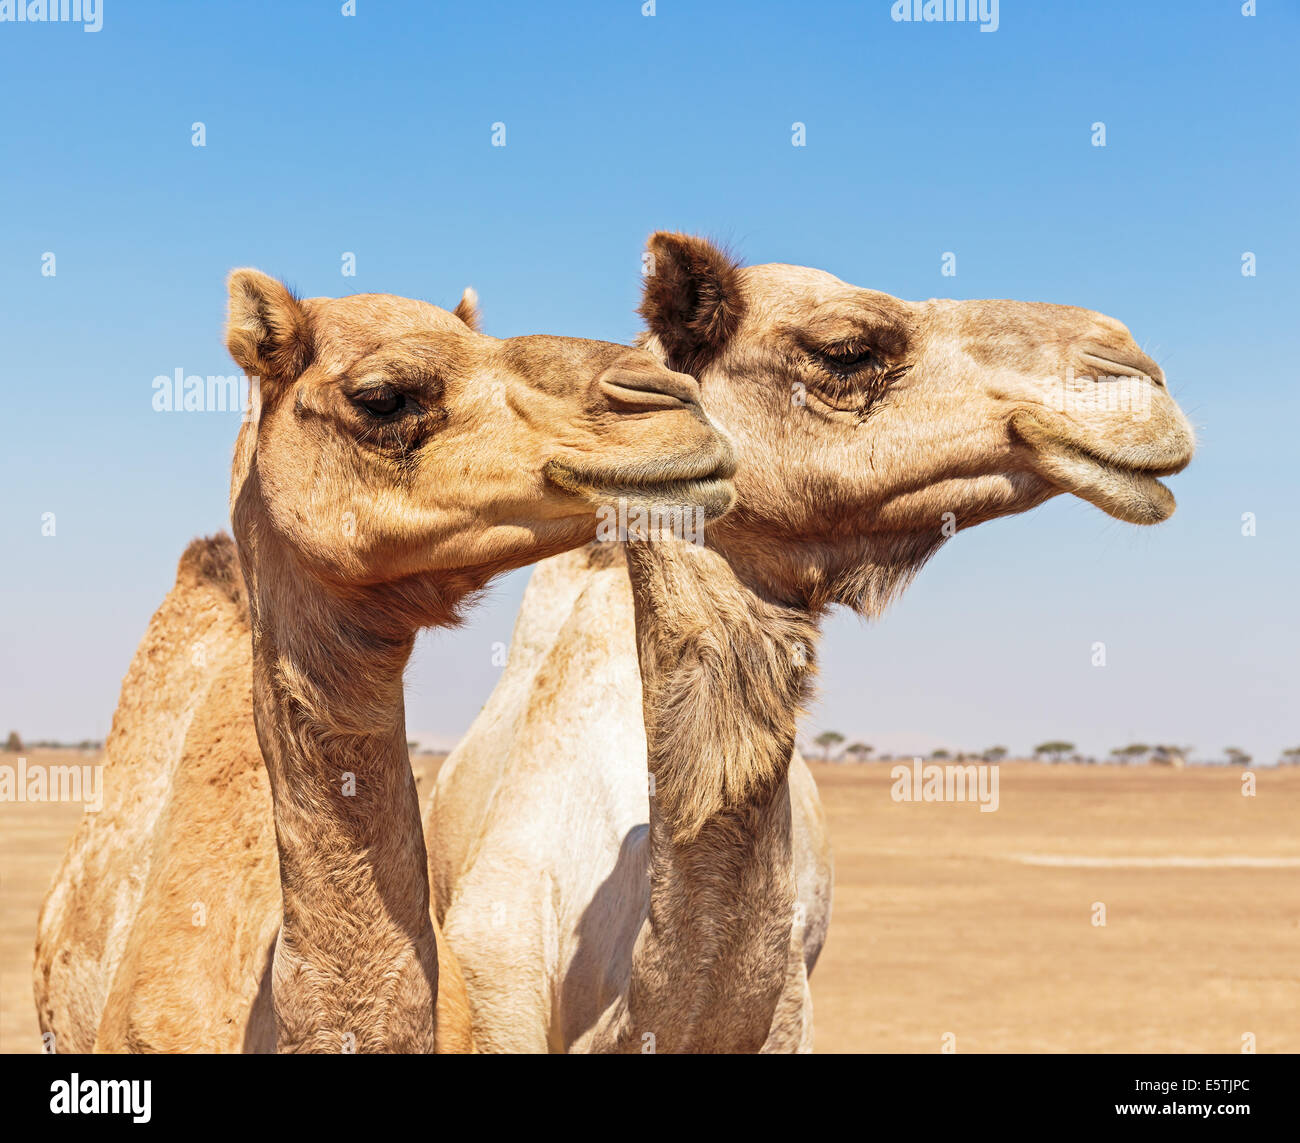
[33,269,734,1053]
[425,232,1196,1051]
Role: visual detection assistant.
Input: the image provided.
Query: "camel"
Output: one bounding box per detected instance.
[33,269,735,1053]
[424,232,1196,1051]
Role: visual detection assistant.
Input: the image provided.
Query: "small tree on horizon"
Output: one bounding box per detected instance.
[1225,747,1252,766]
[845,742,873,763]
[1033,740,1076,763]
[813,730,845,761]
[982,745,1008,763]
[4,731,21,753]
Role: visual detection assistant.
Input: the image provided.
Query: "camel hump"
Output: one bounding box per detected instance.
[176,533,245,609]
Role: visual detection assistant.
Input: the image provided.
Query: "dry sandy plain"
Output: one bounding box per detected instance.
[2,751,1296,1053]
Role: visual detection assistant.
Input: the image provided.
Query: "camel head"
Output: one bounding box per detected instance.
[225,270,735,605]
[638,233,1195,613]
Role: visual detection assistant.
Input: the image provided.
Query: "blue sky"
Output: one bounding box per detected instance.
[1,1,1296,762]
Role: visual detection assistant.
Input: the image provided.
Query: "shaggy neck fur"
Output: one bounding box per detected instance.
[709,509,950,619]
[236,477,454,1054]
[618,537,819,1052]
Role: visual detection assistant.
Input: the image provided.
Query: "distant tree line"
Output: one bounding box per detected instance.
[805,732,1296,767]
[3,732,103,752]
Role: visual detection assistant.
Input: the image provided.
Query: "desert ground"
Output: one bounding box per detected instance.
[2,751,1296,1053]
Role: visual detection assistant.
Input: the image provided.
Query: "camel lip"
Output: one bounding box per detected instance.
[1008,411,1186,525]
[1045,435,1190,481]
[1009,412,1191,479]
[551,469,738,527]
[1044,446,1177,525]
[588,475,736,515]
[542,449,738,504]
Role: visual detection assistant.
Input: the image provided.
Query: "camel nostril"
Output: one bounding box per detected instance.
[597,366,702,412]
[1076,348,1165,389]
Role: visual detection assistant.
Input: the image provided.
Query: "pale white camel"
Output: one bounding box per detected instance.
[425,232,1195,1052]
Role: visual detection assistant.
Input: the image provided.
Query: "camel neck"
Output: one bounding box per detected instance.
[620,537,819,1052]
[244,548,439,1053]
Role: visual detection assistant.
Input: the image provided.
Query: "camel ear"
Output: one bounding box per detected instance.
[453,286,481,332]
[638,232,746,375]
[225,269,313,384]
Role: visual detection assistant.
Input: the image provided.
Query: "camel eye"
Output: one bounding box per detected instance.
[817,344,877,370]
[355,390,404,417]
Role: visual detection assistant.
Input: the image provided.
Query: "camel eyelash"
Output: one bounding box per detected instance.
[806,338,897,381]
[349,387,406,417]
[346,364,442,404]
[818,338,877,357]
[807,358,912,419]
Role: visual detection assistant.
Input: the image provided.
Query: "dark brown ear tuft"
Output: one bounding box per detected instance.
[225,269,313,384]
[452,286,481,332]
[637,232,746,375]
